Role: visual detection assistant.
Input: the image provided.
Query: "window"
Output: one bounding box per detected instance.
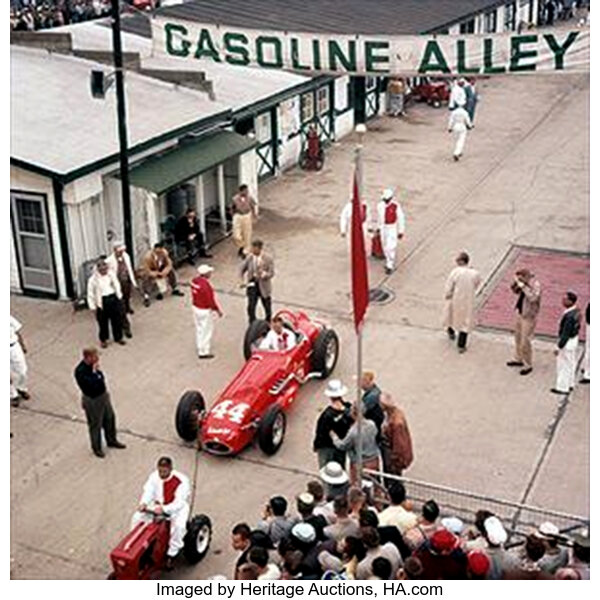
[459,19,475,33]
[484,9,498,32]
[317,86,330,115]
[300,92,314,123]
[504,2,517,31]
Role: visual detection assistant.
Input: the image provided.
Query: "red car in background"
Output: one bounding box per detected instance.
[174,309,340,456]
[410,77,451,108]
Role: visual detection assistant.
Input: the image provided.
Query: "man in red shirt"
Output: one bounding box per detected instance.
[190,265,223,359]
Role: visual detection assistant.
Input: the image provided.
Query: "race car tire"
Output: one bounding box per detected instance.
[258,406,286,455]
[183,514,212,564]
[311,328,340,379]
[243,319,270,360]
[175,390,205,442]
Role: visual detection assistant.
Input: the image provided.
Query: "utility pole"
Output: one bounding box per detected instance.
[111,0,134,261]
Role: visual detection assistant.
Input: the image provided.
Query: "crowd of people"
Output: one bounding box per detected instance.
[221,473,590,580]
[10,0,111,31]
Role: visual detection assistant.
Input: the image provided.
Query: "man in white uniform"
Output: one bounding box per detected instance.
[260,316,297,351]
[448,106,473,161]
[449,78,467,110]
[340,198,370,247]
[10,315,30,406]
[377,189,405,275]
[131,456,191,568]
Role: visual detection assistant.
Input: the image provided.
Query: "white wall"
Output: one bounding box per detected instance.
[9,165,68,299]
[278,96,302,171]
[239,149,259,207]
[335,76,355,140]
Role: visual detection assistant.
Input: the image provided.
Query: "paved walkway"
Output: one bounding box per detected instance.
[10,72,589,579]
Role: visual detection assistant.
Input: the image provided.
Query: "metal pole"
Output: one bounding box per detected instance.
[111,0,134,261]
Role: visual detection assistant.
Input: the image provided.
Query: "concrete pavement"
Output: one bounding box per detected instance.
[10,72,589,579]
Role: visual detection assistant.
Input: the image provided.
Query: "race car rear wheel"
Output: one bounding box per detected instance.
[311,328,340,379]
[184,514,212,564]
[175,390,205,442]
[243,319,270,360]
[258,406,286,455]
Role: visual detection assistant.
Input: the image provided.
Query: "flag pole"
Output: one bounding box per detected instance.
[355,123,366,488]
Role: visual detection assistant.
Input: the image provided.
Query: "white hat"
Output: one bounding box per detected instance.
[441,516,465,535]
[484,516,507,546]
[537,521,560,538]
[297,492,315,507]
[113,240,126,250]
[197,264,214,275]
[319,461,349,485]
[382,188,394,201]
[324,379,348,398]
[291,522,316,544]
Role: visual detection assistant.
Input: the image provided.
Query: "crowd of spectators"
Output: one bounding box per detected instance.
[10,0,111,31]
[220,471,590,581]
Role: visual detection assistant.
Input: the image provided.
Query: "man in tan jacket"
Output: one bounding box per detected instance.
[443,251,481,353]
[506,268,542,376]
[140,243,184,307]
[240,239,274,324]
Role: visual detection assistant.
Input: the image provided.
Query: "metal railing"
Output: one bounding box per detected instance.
[363,469,589,545]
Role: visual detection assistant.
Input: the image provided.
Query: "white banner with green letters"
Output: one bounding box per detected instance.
[152,17,589,76]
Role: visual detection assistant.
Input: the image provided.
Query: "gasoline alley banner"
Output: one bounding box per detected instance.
[152,18,590,77]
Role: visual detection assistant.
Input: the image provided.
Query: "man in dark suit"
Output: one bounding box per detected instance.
[552,291,581,394]
[240,239,274,324]
[174,208,212,264]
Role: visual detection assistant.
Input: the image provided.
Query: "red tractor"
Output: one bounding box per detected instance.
[108,508,212,579]
[175,309,339,456]
[410,77,450,108]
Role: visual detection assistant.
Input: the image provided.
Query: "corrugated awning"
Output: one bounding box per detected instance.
[127,130,256,195]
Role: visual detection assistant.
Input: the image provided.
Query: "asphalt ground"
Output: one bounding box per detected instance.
[9,71,590,579]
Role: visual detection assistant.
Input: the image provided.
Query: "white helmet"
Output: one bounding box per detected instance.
[382,188,394,201]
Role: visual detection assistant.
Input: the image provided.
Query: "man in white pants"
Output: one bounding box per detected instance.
[190,265,223,359]
[10,315,30,406]
[448,106,473,161]
[131,457,190,569]
[340,197,370,247]
[377,188,405,275]
[581,303,590,384]
[552,291,581,395]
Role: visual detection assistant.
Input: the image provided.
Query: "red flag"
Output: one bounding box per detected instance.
[351,172,369,332]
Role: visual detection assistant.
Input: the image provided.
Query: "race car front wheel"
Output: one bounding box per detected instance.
[184,514,212,564]
[258,406,286,455]
[175,390,205,442]
[243,319,270,360]
[311,328,340,378]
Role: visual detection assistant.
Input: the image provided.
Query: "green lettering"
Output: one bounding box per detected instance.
[256,36,283,68]
[483,38,506,74]
[328,40,357,72]
[165,23,190,58]
[418,40,451,74]
[194,29,221,62]
[312,39,322,71]
[544,31,580,70]
[291,38,311,71]
[509,34,538,72]
[365,41,389,73]
[224,32,250,66]
[456,40,479,74]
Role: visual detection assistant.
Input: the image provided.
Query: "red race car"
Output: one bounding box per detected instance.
[174,309,340,456]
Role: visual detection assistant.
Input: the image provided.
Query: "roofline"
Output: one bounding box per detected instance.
[11,108,233,184]
[423,0,509,33]
[232,74,334,120]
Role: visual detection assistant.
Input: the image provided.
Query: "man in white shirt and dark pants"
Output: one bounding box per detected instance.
[377,188,405,275]
[552,291,581,394]
[448,106,473,161]
[87,258,126,348]
[10,315,30,406]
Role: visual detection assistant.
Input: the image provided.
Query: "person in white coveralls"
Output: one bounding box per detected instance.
[376,188,405,275]
[448,106,473,161]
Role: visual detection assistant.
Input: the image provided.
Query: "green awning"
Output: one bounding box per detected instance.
[127,130,256,195]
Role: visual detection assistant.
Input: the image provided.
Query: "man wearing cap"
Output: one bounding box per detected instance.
[319,462,350,501]
[507,268,542,375]
[141,243,185,307]
[106,241,137,339]
[376,189,405,275]
[466,550,490,579]
[536,522,568,574]
[313,380,353,468]
[87,258,126,348]
[482,516,519,579]
[190,264,223,359]
[448,104,473,161]
[443,251,481,353]
[449,78,467,110]
[10,314,30,406]
[415,528,467,579]
[296,492,327,541]
[552,291,581,394]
